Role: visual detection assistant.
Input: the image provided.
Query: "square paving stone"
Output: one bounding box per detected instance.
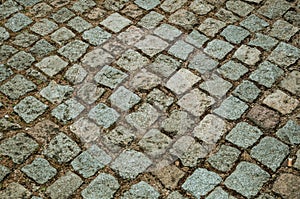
[250,61,284,88]
[226,0,254,17]
[182,168,222,199]
[43,132,81,163]
[111,150,152,179]
[77,83,105,104]
[0,133,39,164]
[70,117,100,143]
[240,14,269,32]
[116,50,149,71]
[168,40,194,60]
[152,165,185,190]
[226,122,263,148]
[263,90,299,115]
[31,2,52,18]
[147,88,174,111]
[154,23,182,41]
[224,162,270,198]
[14,96,48,123]
[233,45,261,65]
[138,129,172,157]
[0,164,10,182]
[217,60,248,81]
[0,74,36,100]
[276,120,300,145]
[71,145,111,178]
[199,74,232,98]
[125,103,159,131]
[71,0,96,13]
[247,105,280,129]
[100,13,131,33]
[208,145,241,172]
[170,135,209,167]
[36,55,68,77]
[0,0,21,20]
[178,89,215,117]
[67,16,92,33]
[12,32,39,47]
[102,126,135,152]
[46,171,83,199]
[233,80,261,102]
[148,54,180,78]
[58,40,89,62]
[221,25,250,44]
[280,71,300,96]
[7,51,35,71]
[192,114,227,146]
[30,19,58,36]
[160,0,187,12]
[121,181,160,199]
[51,98,85,123]
[162,110,194,135]
[0,183,31,199]
[82,26,111,46]
[135,0,160,10]
[0,28,9,43]
[94,65,128,89]
[166,68,201,95]
[269,20,299,41]
[251,137,289,171]
[257,0,291,19]
[51,27,75,45]
[215,8,240,24]
[4,13,33,32]
[0,45,17,62]
[190,0,214,15]
[26,68,47,83]
[64,64,87,84]
[81,173,119,199]
[129,69,162,90]
[109,86,140,111]
[88,103,120,128]
[268,42,300,67]
[40,81,73,104]
[82,48,114,68]
[213,96,248,120]
[52,7,75,23]
[102,38,126,56]
[117,25,144,45]
[188,51,219,74]
[21,158,57,184]
[138,11,164,29]
[198,18,226,37]
[248,33,278,51]
[284,10,300,27]
[135,35,169,57]
[185,30,208,48]
[30,39,56,58]
[204,39,234,60]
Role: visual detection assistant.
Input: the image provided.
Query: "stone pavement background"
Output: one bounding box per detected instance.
[0,0,299,198]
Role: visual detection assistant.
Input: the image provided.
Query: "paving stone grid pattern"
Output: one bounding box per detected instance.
[0,0,299,198]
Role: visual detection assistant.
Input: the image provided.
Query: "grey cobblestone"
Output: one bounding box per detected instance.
[224,162,270,198]
[182,168,221,199]
[248,33,278,51]
[226,122,263,149]
[240,14,269,32]
[7,51,35,71]
[21,158,57,184]
[217,60,248,81]
[5,13,32,32]
[111,150,152,179]
[30,39,56,58]
[58,40,89,62]
[82,26,111,46]
[12,32,38,47]
[233,80,261,102]
[36,55,68,77]
[88,103,120,128]
[40,81,73,104]
[109,86,140,111]
[94,65,127,89]
[121,181,160,199]
[0,133,39,164]
[204,39,234,60]
[276,120,300,145]
[188,51,219,74]
[43,132,81,163]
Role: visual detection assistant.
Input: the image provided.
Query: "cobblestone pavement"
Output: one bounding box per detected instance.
[0,0,299,198]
